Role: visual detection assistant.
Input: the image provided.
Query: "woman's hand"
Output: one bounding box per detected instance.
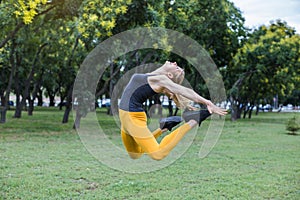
[186,104,198,111]
[206,100,228,116]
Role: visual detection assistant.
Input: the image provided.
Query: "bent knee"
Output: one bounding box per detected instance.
[128,152,143,159]
[148,151,167,161]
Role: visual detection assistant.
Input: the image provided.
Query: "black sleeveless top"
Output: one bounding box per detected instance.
[119,74,158,112]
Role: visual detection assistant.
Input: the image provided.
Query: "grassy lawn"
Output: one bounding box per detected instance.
[0,108,299,199]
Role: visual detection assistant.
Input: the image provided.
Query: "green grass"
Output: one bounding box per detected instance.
[1,108,299,199]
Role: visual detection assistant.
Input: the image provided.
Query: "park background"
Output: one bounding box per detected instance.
[1,0,299,199]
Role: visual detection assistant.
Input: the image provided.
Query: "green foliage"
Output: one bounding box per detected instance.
[227,20,300,120]
[76,0,132,40]
[163,0,247,97]
[165,0,247,67]
[286,115,300,135]
[13,0,48,24]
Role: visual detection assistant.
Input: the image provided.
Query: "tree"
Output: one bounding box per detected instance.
[227,20,299,120]
[71,0,134,128]
[162,0,247,107]
[0,40,15,123]
[166,0,246,67]
[11,18,50,118]
[0,0,71,122]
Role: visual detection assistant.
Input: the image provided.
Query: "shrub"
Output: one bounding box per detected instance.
[286,115,300,135]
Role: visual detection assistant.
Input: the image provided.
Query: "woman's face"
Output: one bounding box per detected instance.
[164,61,185,84]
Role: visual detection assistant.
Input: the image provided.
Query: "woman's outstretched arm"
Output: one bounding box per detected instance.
[149,75,227,116]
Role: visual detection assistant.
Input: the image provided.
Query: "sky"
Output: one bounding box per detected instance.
[230,0,300,33]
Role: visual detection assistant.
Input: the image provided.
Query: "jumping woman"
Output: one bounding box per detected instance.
[119,61,227,160]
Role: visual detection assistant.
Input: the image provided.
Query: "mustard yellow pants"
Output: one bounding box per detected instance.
[119,109,192,160]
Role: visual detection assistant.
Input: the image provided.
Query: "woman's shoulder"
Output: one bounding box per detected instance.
[148,74,174,89]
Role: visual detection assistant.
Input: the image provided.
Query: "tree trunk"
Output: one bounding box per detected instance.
[28,97,34,116]
[49,95,56,107]
[59,95,66,110]
[230,99,238,121]
[14,102,23,118]
[1,39,17,123]
[37,89,43,106]
[14,81,24,118]
[0,108,7,123]
[73,110,82,129]
[28,78,42,116]
[231,108,238,121]
[255,104,259,115]
[231,104,243,121]
[62,85,73,124]
[62,36,80,124]
[0,96,6,123]
[14,94,28,118]
[62,105,72,124]
[243,107,248,119]
[248,106,254,119]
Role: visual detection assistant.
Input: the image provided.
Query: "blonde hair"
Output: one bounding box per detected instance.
[152,64,192,110]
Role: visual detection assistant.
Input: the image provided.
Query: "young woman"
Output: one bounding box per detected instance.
[119,61,227,160]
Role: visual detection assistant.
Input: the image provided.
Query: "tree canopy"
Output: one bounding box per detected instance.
[226,20,300,120]
[0,0,299,125]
